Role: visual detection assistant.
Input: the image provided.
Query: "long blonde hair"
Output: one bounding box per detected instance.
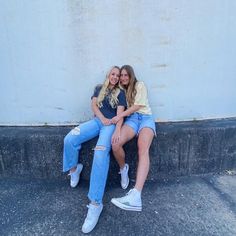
[97,66,121,108]
[120,65,137,107]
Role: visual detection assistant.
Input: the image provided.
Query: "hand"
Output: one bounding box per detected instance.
[111,115,121,124]
[101,117,111,126]
[112,130,121,144]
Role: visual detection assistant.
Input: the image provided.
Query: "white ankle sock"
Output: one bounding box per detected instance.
[121,164,126,171]
[133,188,141,197]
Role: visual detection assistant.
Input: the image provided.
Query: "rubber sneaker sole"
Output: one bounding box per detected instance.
[111,198,142,212]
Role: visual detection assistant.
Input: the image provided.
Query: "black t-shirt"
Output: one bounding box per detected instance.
[92,85,127,119]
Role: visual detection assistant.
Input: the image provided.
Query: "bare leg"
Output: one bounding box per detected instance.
[134,128,154,191]
[112,125,135,169]
[70,166,77,173]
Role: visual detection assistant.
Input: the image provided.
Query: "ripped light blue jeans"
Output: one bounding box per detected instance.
[63,117,115,204]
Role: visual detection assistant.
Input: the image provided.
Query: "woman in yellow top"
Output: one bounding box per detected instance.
[110,65,156,211]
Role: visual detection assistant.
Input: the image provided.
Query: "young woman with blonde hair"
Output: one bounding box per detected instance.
[63,66,126,233]
[111,65,156,212]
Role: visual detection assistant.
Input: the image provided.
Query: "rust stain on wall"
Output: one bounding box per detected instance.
[55,107,64,110]
[160,16,171,21]
[151,64,168,68]
[158,36,171,45]
[159,40,171,45]
[157,103,165,107]
[150,84,167,89]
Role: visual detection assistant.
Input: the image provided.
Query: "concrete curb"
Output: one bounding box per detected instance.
[0,118,236,181]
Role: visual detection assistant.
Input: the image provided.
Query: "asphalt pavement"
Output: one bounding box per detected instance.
[1,173,236,236]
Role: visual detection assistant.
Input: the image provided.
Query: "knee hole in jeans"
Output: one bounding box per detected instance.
[93,145,106,151]
[71,126,80,135]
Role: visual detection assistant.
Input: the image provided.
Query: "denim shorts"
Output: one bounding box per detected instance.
[124,112,156,136]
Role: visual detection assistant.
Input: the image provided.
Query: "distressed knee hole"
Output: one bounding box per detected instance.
[71,126,80,135]
[94,145,106,151]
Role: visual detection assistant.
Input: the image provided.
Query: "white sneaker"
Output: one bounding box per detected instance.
[69,163,83,188]
[111,188,142,211]
[82,203,103,234]
[119,163,129,189]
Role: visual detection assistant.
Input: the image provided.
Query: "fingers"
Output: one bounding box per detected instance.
[112,135,120,144]
[110,118,115,124]
[110,117,118,124]
[102,117,120,125]
[102,118,111,126]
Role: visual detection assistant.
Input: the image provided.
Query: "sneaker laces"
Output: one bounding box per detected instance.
[126,189,134,196]
[86,204,100,220]
[86,204,94,220]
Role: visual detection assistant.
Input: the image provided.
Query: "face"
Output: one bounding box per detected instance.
[108,67,120,87]
[120,69,130,86]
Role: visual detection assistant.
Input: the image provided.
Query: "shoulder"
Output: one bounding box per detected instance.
[94,84,102,90]
[93,84,102,93]
[135,81,146,90]
[117,88,126,100]
[92,84,103,98]
[118,88,126,96]
[117,88,127,105]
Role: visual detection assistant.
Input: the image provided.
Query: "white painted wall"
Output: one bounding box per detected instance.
[0,0,236,125]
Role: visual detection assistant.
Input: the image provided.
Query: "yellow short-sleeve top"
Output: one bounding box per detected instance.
[133,81,152,115]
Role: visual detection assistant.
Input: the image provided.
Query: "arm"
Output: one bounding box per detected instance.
[110,104,144,124]
[111,105,125,144]
[111,82,148,124]
[91,97,111,125]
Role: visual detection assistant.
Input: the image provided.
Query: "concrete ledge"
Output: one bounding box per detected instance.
[0,118,236,182]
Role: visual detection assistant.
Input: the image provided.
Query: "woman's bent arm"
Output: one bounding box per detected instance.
[112,105,125,144]
[111,104,143,124]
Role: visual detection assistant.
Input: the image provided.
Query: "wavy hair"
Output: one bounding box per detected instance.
[120,65,138,107]
[97,66,121,108]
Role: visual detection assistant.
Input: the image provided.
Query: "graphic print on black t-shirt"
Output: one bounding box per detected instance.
[92,85,127,119]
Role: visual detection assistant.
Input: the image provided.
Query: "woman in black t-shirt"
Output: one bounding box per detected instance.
[63,66,127,233]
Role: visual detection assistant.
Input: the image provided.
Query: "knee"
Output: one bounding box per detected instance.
[64,134,77,148]
[94,145,111,155]
[64,133,71,146]
[112,143,122,153]
[64,126,81,145]
[94,145,110,162]
[94,145,107,152]
[138,146,150,158]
